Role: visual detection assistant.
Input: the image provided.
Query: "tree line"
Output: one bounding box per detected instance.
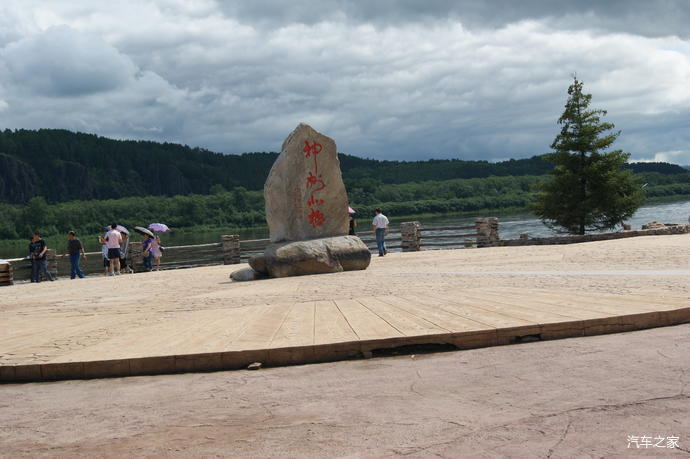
[1,171,688,242]
[0,128,685,204]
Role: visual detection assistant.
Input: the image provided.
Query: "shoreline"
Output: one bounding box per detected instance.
[3,195,690,259]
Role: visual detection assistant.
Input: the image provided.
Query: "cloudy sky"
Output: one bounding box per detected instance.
[1,1,689,163]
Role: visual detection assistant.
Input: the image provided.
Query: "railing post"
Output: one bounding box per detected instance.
[400,221,422,252]
[129,241,144,272]
[0,262,13,286]
[475,217,499,248]
[221,235,241,264]
[46,249,58,279]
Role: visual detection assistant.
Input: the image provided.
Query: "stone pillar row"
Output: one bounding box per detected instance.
[400,221,422,252]
[0,262,13,286]
[221,235,241,265]
[476,217,499,248]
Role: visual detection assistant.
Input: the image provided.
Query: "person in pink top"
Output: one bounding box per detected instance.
[149,235,163,271]
[104,223,123,276]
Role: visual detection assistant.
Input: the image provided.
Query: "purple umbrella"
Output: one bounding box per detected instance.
[148,223,170,233]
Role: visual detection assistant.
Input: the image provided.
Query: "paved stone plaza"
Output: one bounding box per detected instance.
[1,324,688,456]
[1,235,689,382]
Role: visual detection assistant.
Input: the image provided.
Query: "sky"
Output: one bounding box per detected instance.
[0,0,689,163]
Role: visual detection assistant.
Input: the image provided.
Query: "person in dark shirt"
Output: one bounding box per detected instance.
[142,234,154,271]
[63,231,87,279]
[28,232,54,282]
[348,206,357,235]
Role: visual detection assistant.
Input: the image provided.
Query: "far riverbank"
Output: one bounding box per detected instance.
[2,198,690,260]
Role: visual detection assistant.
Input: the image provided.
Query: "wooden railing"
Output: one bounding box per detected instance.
[1,218,499,284]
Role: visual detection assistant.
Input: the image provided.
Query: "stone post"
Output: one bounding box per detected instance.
[129,241,144,272]
[46,249,58,279]
[222,235,241,264]
[0,262,13,286]
[400,221,422,252]
[476,217,499,248]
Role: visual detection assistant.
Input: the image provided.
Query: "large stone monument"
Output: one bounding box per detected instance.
[232,123,371,280]
[265,123,350,242]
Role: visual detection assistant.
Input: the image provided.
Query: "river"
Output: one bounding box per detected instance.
[2,199,690,259]
[420,199,690,240]
[164,199,690,246]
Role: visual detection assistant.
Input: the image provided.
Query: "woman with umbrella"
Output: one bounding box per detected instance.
[348,207,357,236]
[134,227,155,271]
[147,223,170,271]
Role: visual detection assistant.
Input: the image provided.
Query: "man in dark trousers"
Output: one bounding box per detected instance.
[63,231,87,279]
[29,232,54,282]
[371,208,390,257]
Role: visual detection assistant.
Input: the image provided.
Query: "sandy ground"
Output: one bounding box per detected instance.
[0,323,688,457]
[4,234,690,311]
[1,234,690,457]
[2,235,690,367]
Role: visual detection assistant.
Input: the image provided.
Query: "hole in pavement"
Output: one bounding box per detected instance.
[513,334,542,344]
[369,343,458,358]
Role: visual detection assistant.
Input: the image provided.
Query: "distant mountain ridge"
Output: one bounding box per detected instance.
[0,128,685,204]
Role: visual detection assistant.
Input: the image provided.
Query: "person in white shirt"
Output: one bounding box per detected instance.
[104,224,123,276]
[371,208,389,257]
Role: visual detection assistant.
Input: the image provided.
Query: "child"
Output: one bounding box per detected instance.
[98,235,110,276]
[119,232,133,273]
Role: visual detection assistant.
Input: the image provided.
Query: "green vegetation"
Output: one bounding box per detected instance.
[1,128,683,205]
[1,170,688,242]
[2,127,690,257]
[532,78,644,234]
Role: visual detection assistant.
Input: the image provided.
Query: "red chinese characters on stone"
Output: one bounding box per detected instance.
[308,208,325,228]
[303,141,323,159]
[304,140,327,227]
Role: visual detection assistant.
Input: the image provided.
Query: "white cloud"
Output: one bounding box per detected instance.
[0,1,689,164]
[637,150,690,164]
[2,26,136,97]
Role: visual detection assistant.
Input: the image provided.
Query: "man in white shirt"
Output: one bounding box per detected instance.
[104,224,123,275]
[371,208,389,257]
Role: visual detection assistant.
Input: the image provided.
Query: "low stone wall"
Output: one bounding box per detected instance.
[499,223,690,247]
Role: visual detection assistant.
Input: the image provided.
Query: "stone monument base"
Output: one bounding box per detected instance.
[232,235,371,280]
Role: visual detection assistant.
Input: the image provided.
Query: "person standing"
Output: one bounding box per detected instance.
[28,232,54,282]
[104,224,123,276]
[348,208,357,236]
[63,231,87,279]
[119,232,132,273]
[149,235,163,271]
[142,234,154,271]
[98,236,110,276]
[371,208,389,257]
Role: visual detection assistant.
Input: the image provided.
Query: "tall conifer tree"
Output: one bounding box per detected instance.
[532,78,644,234]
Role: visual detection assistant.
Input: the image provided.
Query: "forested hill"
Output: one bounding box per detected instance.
[0,128,685,204]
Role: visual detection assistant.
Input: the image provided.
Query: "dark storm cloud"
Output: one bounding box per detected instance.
[218,0,690,38]
[0,0,689,164]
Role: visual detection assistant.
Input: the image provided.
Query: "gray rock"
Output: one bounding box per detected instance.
[263,235,371,278]
[642,221,665,230]
[248,255,268,274]
[264,123,349,243]
[230,267,260,282]
[247,362,262,370]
